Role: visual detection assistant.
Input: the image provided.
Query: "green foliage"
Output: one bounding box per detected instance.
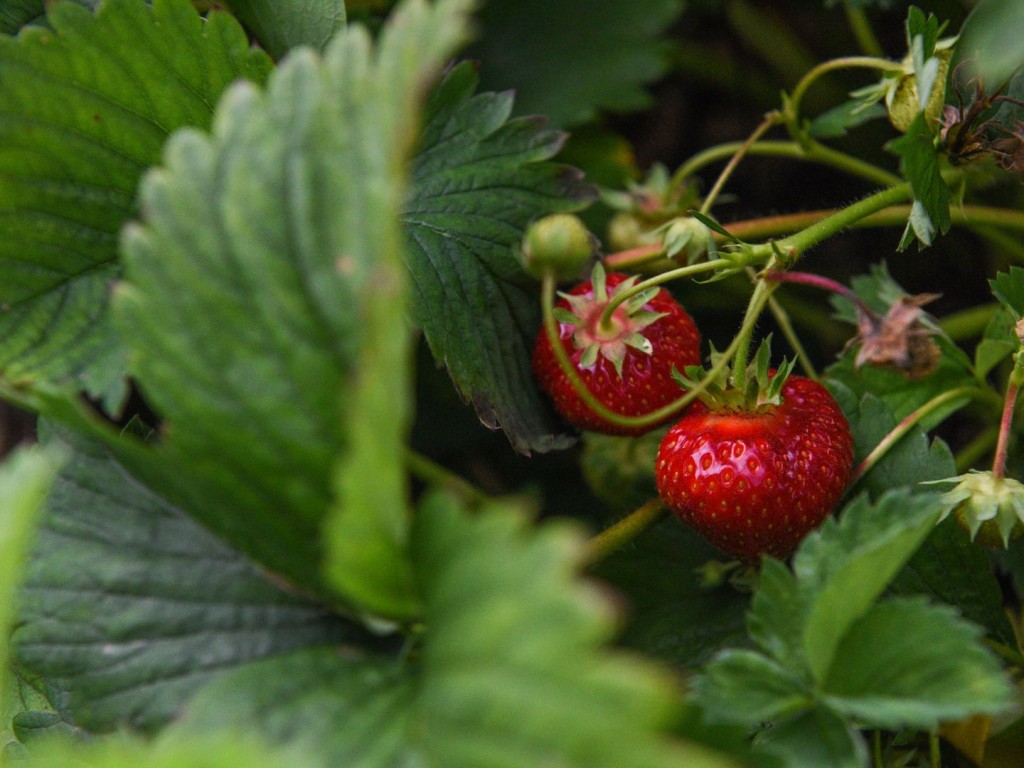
[592,516,750,669]
[991,266,1024,320]
[0,0,272,410]
[174,492,736,768]
[403,61,591,454]
[10,424,366,735]
[696,490,1013,764]
[2,1,1024,765]
[228,0,346,59]
[0,1,47,33]
[17,732,296,768]
[807,100,886,139]
[954,0,1024,87]
[113,0,473,613]
[468,0,684,127]
[0,447,62,715]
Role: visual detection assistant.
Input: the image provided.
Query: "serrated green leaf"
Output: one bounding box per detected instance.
[697,651,810,724]
[467,0,683,127]
[177,493,738,768]
[823,598,1012,729]
[403,61,593,454]
[827,383,958,498]
[0,0,271,409]
[890,517,1018,647]
[756,706,867,768]
[591,517,750,669]
[807,101,887,139]
[10,424,366,734]
[113,1,472,612]
[746,558,808,673]
[954,0,1024,89]
[991,266,1024,321]
[975,306,1017,380]
[888,112,951,250]
[228,0,345,59]
[0,446,62,722]
[793,490,944,683]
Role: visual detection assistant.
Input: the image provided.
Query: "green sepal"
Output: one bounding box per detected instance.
[624,333,654,356]
[553,307,582,326]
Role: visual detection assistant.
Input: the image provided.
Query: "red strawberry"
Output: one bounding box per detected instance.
[532,266,702,436]
[655,370,854,561]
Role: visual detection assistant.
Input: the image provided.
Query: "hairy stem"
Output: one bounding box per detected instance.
[699,112,780,215]
[992,352,1024,480]
[582,500,666,567]
[600,258,737,325]
[671,139,900,191]
[766,292,819,380]
[785,55,903,127]
[843,0,884,57]
[730,277,777,388]
[406,450,489,505]
[850,386,985,487]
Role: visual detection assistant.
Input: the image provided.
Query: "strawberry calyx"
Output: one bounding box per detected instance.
[554,263,669,378]
[930,470,1024,548]
[672,337,796,413]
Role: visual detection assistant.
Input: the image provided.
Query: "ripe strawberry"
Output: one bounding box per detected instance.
[655,367,854,561]
[532,265,701,436]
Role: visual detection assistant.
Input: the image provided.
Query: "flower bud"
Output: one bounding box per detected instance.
[886,45,953,133]
[521,214,596,281]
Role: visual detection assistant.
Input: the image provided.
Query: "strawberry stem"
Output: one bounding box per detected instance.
[539,270,754,430]
[596,257,735,331]
[992,350,1024,480]
[699,111,781,215]
[406,450,490,506]
[849,386,988,488]
[581,499,666,567]
[762,270,872,315]
[730,276,777,390]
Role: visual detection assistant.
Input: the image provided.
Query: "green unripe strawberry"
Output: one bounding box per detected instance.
[522,214,596,281]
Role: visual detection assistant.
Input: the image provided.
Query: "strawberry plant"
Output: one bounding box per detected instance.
[3,1,1024,767]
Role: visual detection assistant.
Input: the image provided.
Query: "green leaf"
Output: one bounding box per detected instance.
[113,0,473,611]
[823,598,1012,729]
[591,517,750,669]
[954,0,1024,89]
[793,490,944,683]
[891,518,1018,648]
[756,707,867,768]
[991,266,1024,321]
[227,0,345,59]
[11,424,366,734]
[807,101,886,139]
[887,112,951,250]
[23,731,296,768]
[827,384,957,499]
[975,306,1017,380]
[746,558,808,673]
[403,62,593,454]
[467,0,683,127]
[0,446,62,714]
[697,651,810,724]
[177,493,738,768]
[0,0,272,409]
